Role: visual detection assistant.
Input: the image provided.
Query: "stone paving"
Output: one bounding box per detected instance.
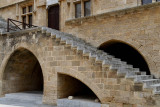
[0,91,56,107]
[0,91,103,107]
[57,97,101,107]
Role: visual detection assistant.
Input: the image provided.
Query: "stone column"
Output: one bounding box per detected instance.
[42,63,58,105]
[16,4,19,16]
[0,80,4,97]
[81,0,84,17]
[152,0,157,3]
[70,0,75,19]
[137,0,142,6]
[34,0,36,11]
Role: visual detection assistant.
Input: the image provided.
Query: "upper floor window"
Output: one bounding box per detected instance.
[142,0,152,5]
[21,5,33,28]
[22,16,26,29]
[75,3,81,18]
[23,7,26,14]
[29,5,33,12]
[28,15,32,27]
[75,0,91,18]
[84,1,91,16]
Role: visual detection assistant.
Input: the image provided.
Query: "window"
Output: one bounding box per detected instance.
[28,15,32,27]
[142,0,152,5]
[29,6,32,12]
[75,3,81,18]
[21,5,33,28]
[75,0,91,18]
[84,1,91,16]
[22,16,26,29]
[23,7,26,14]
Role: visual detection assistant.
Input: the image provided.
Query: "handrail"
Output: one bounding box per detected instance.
[7,18,38,32]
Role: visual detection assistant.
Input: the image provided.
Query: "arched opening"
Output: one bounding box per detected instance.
[99,40,150,75]
[57,73,101,106]
[2,48,43,94]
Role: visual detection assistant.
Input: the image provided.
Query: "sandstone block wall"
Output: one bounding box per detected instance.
[59,0,142,31]
[0,27,158,107]
[0,0,47,27]
[63,2,160,78]
[2,48,43,94]
[0,0,25,7]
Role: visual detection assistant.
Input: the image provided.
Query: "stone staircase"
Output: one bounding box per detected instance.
[41,27,160,96]
[1,26,160,106]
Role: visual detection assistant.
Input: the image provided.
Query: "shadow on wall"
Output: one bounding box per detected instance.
[99,40,150,75]
[2,48,44,94]
[57,73,100,101]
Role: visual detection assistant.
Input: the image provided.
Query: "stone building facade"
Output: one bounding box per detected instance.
[1,0,160,107]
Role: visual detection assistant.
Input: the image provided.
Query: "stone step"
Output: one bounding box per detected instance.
[118,67,139,73]
[102,60,127,67]
[95,54,114,62]
[154,91,160,95]
[141,79,160,88]
[127,75,154,82]
[150,84,160,92]
[45,27,160,95]
[110,64,133,70]
[118,68,140,73]
[118,70,146,78]
[0,17,6,21]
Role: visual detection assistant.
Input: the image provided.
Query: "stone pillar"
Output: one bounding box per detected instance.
[0,80,4,97]
[15,4,19,20]
[70,1,75,19]
[91,0,93,15]
[42,73,58,105]
[137,0,142,6]
[81,0,84,17]
[34,0,36,11]
[152,0,157,3]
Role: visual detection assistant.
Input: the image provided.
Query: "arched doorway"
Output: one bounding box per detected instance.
[57,73,101,106]
[99,40,150,75]
[2,48,43,94]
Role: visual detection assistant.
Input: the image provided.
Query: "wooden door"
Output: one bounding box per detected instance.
[48,5,59,30]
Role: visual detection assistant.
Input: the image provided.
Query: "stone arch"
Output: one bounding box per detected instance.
[99,39,151,74]
[0,43,44,79]
[97,37,157,76]
[57,68,105,103]
[0,46,44,95]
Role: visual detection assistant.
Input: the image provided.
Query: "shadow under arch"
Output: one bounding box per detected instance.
[99,39,150,75]
[57,69,104,103]
[1,47,44,95]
